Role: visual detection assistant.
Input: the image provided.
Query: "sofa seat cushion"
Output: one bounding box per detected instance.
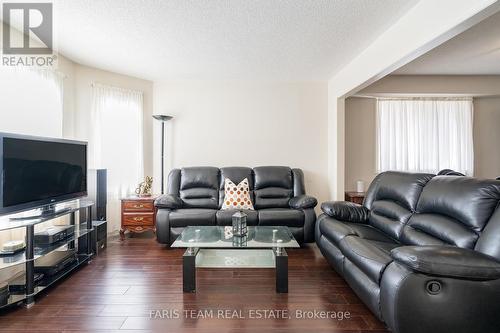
[344,222,396,244]
[216,209,259,226]
[368,240,400,254]
[319,218,356,245]
[169,209,217,227]
[258,208,304,227]
[318,216,396,246]
[339,235,395,283]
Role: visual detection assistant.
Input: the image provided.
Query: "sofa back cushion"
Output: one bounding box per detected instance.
[167,166,304,210]
[365,172,434,241]
[253,166,293,209]
[179,167,220,209]
[219,167,255,208]
[401,176,500,249]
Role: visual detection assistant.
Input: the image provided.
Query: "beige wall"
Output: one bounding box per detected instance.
[345,75,500,191]
[153,80,330,207]
[345,97,377,191]
[474,96,500,179]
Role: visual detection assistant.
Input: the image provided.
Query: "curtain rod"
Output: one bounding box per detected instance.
[375,96,473,101]
[90,81,144,94]
[351,94,474,100]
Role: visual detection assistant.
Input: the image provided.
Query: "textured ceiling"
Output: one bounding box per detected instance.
[395,11,500,75]
[48,0,417,81]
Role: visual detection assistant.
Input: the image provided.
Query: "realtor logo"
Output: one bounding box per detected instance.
[2,2,53,54]
[1,2,56,67]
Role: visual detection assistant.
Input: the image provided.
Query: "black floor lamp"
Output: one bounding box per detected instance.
[153,115,173,194]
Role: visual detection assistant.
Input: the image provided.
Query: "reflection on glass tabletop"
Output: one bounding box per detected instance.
[171,226,300,248]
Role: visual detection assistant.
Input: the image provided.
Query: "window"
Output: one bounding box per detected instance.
[0,67,64,137]
[376,98,474,175]
[0,67,64,264]
[90,83,144,230]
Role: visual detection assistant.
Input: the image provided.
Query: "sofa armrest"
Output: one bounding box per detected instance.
[289,195,317,209]
[391,246,500,280]
[154,194,183,209]
[320,201,369,223]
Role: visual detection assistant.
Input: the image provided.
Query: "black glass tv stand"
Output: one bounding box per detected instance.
[9,205,72,221]
[0,199,95,309]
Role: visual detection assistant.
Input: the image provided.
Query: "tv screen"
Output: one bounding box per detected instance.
[0,133,87,215]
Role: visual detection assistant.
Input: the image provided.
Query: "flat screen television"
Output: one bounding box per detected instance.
[0,133,87,216]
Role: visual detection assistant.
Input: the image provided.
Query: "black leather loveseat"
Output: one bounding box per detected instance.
[316,171,500,333]
[155,166,317,246]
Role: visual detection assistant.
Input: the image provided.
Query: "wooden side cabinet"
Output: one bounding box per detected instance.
[345,191,366,205]
[120,195,159,240]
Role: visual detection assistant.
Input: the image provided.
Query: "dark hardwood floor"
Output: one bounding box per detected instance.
[0,233,389,333]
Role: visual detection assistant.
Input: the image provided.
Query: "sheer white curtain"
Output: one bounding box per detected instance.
[0,67,64,137]
[90,83,144,231]
[377,98,474,175]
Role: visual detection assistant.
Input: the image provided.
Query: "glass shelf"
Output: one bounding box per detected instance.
[0,293,25,309]
[196,249,276,268]
[36,253,92,290]
[1,254,92,310]
[0,224,92,270]
[0,199,94,232]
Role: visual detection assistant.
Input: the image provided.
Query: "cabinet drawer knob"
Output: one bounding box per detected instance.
[133,204,144,208]
[133,217,144,221]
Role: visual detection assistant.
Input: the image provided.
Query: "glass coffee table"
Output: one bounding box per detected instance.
[171,226,300,293]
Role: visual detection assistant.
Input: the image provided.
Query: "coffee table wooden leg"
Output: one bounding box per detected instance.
[274,248,288,293]
[183,248,199,292]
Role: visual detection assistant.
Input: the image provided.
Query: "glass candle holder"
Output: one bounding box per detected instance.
[232,210,247,237]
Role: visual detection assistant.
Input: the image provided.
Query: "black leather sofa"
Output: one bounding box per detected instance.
[316,171,500,333]
[155,166,317,246]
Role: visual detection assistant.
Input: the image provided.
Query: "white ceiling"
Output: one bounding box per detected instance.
[47,0,418,81]
[395,11,500,75]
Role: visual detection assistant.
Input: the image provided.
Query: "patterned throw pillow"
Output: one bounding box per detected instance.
[221,178,254,210]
